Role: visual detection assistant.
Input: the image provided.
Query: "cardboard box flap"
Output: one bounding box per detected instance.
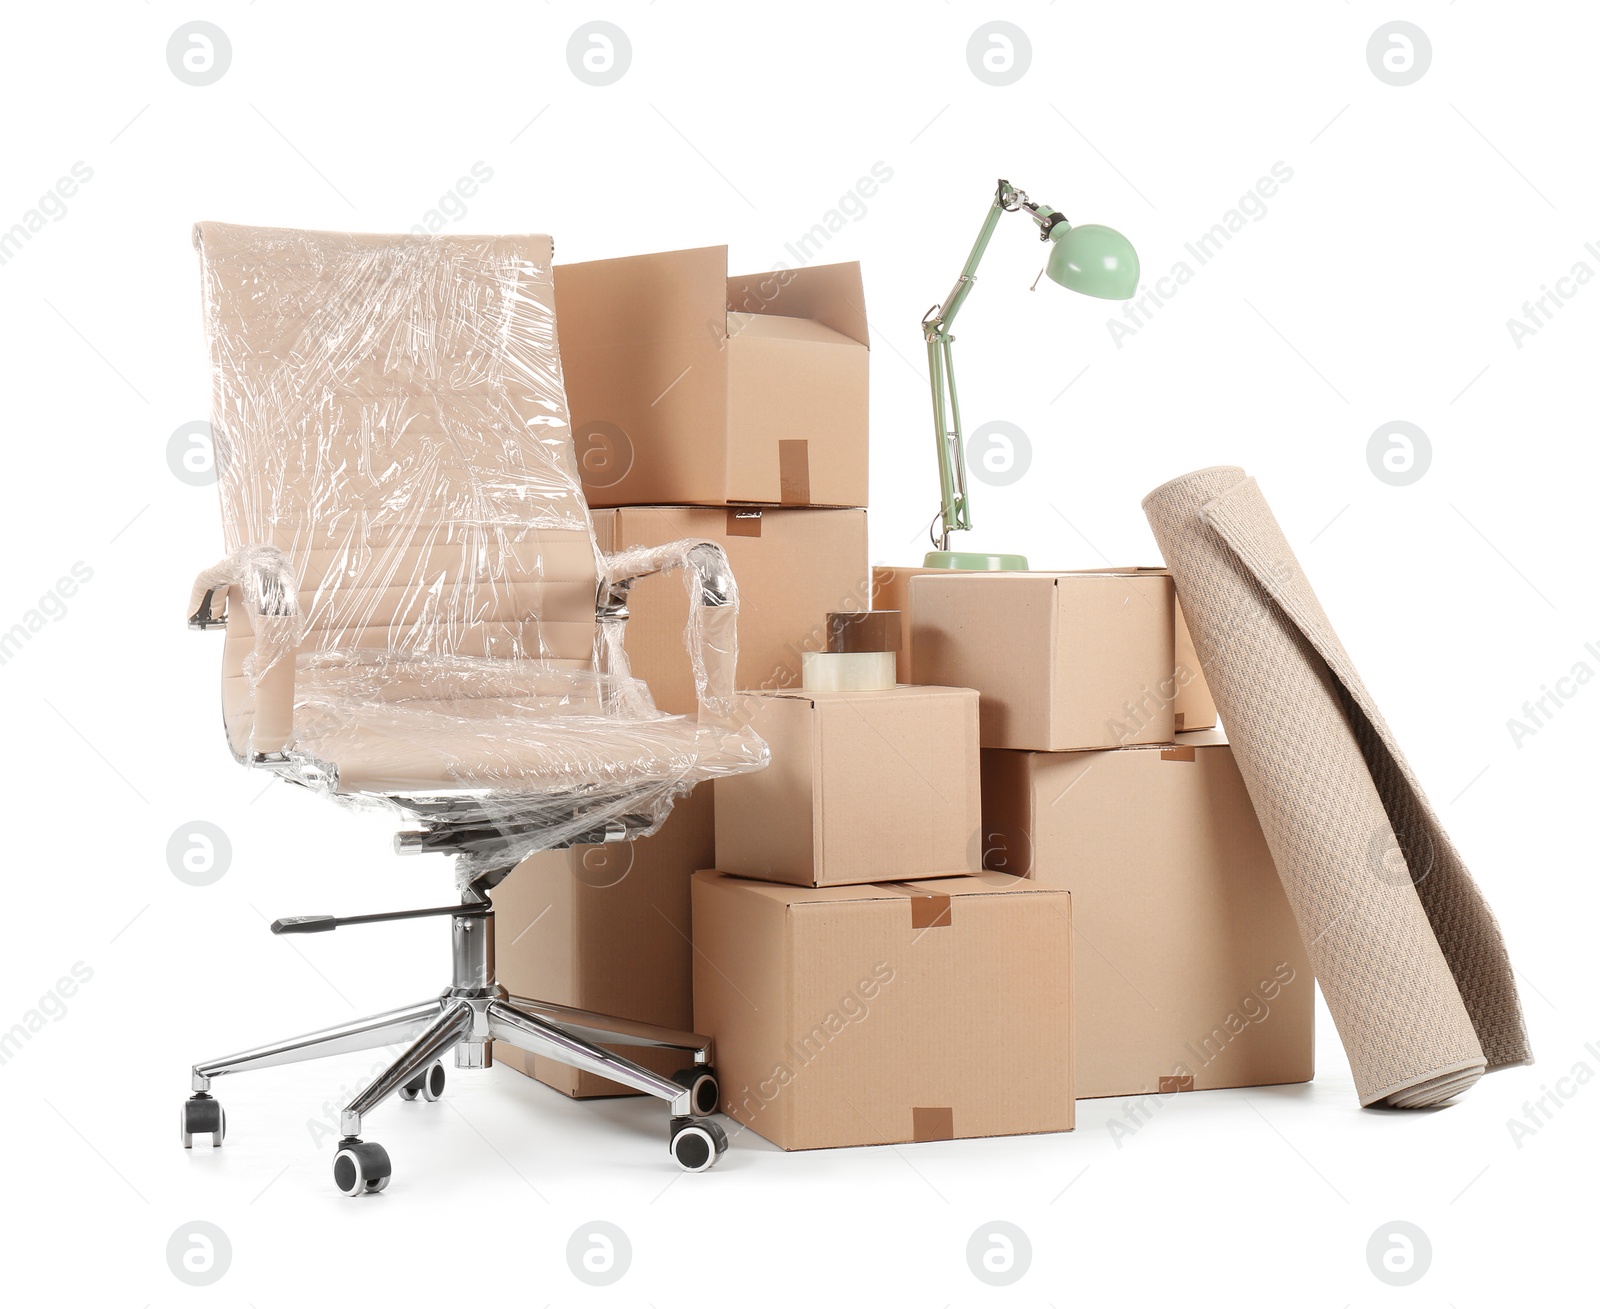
[554,246,731,505]
[726,261,870,347]
[557,244,729,348]
[726,312,861,348]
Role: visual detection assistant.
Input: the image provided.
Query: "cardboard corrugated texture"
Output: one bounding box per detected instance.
[911,571,1176,751]
[554,246,868,508]
[692,871,1074,1149]
[714,686,982,886]
[592,506,868,717]
[980,730,1313,1098]
[876,564,1217,730]
[492,789,713,1097]
[1064,565,1217,731]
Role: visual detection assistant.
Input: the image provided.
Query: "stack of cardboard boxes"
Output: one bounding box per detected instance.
[494,242,1311,1147]
[493,246,872,1097]
[699,679,1075,1149]
[883,567,1313,1100]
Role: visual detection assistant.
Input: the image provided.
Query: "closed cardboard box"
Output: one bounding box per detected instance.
[912,571,1176,751]
[878,564,1216,729]
[492,789,712,1097]
[714,686,981,886]
[555,246,868,508]
[593,506,868,716]
[980,731,1313,1098]
[692,871,1074,1149]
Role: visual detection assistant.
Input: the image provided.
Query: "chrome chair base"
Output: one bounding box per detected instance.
[182,892,727,1192]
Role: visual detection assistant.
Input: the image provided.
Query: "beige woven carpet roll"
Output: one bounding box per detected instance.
[1143,467,1531,1107]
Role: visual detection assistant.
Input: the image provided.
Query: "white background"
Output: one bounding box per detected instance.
[1,1,1594,1303]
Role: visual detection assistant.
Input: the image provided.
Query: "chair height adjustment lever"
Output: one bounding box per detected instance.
[271,915,338,934]
[270,902,492,935]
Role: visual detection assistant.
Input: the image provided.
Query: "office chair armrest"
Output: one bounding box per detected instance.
[188,547,298,630]
[600,540,739,721]
[602,540,736,609]
[187,546,300,757]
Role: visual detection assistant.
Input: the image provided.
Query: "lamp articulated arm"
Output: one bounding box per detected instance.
[920,179,1067,554]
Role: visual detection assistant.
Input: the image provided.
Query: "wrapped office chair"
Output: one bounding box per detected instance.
[181,224,768,1192]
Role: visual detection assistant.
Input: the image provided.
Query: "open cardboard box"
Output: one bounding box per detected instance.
[555,246,868,507]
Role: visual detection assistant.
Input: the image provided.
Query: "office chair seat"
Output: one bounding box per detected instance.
[289,652,758,795]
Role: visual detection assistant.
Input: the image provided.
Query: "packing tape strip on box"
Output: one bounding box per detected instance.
[779,440,810,504]
[871,882,954,930]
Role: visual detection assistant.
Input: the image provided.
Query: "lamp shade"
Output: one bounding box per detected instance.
[1046,223,1139,299]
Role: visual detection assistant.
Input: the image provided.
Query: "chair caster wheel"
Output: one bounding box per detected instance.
[673,1065,720,1116]
[332,1139,391,1196]
[180,1093,225,1148]
[669,1115,727,1172]
[398,1061,445,1103]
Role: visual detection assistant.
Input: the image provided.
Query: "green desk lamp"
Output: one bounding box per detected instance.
[921,178,1140,569]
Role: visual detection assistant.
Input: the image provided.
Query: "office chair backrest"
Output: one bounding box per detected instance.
[194,224,600,691]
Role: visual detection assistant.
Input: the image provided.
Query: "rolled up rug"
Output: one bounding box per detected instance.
[1142,466,1531,1107]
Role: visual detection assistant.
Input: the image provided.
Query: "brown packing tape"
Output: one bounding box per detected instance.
[1158,1075,1195,1093]
[871,883,954,929]
[910,893,952,930]
[1160,745,1196,762]
[725,509,762,538]
[1174,712,1186,731]
[826,609,902,654]
[912,1106,954,1142]
[779,439,810,505]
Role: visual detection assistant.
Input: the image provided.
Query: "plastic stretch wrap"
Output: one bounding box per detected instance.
[190,223,766,876]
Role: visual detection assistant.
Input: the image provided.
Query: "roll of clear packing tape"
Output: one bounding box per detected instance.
[801,650,897,692]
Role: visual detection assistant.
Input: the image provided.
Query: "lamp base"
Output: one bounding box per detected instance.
[923,550,1030,571]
